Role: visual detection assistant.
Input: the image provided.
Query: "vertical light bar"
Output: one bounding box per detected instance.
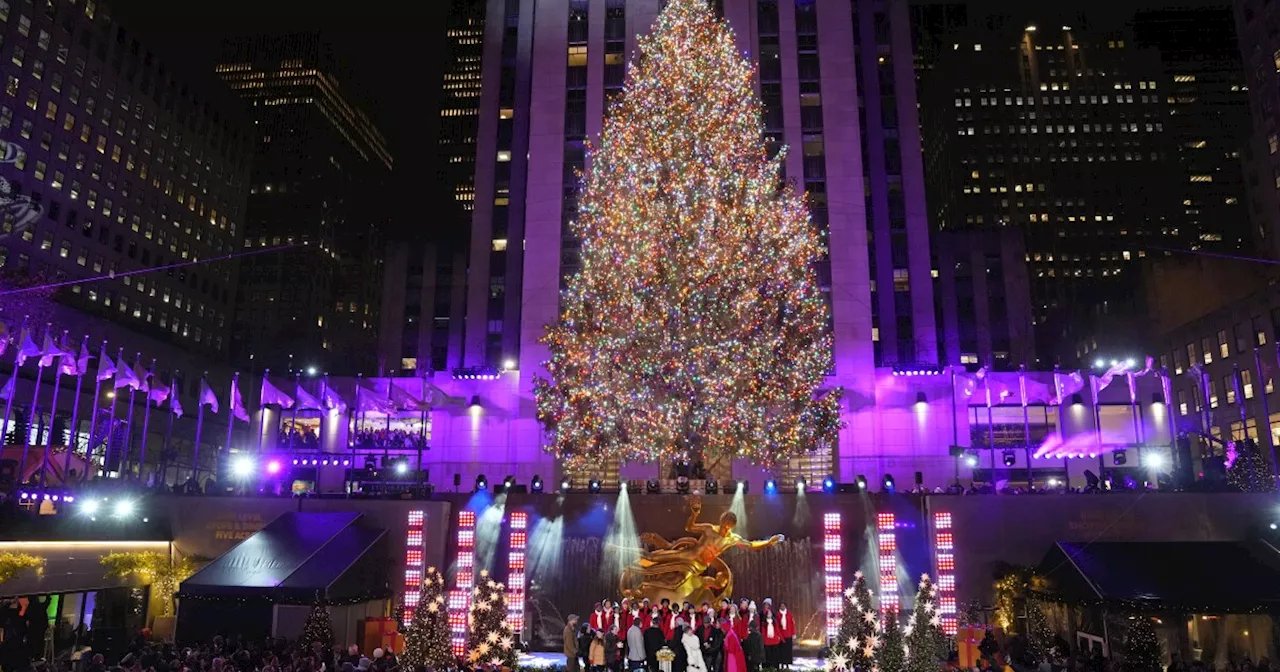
[876,512,899,615]
[507,512,528,636]
[403,509,426,622]
[933,511,958,635]
[823,512,843,637]
[448,509,477,657]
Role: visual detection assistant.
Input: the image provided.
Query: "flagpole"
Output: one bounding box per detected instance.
[1020,366,1032,486]
[257,369,269,453]
[1257,348,1278,479]
[1,317,27,489]
[18,324,50,485]
[83,343,110,482]
[39,330,69,488]
[1054,367,1068,488]
[1091,375,1105,482]
[161,372,178,488]
[1127,372,1143,470]
[1160,368,1180,479]
[120,353,141,479]
[63,335,87,484]
[100,347,124,479]
[224,372,240,481]
[291,372,301,448]
[138,359,157,483]
[191,372,207,486]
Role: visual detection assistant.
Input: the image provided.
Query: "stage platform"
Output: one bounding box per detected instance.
[517,652,825,670]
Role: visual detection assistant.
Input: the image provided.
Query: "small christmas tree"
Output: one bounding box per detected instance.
[957,599,984,628]
[876,611,906,672]
[1122,617,1161,672]
[1227,439,1276,492]
[466,569,518,669]
[1024,599,1054,663]
[403,567,454,672]
[303,597,334,649]
[827,571,879,671]
[904,575,945,672]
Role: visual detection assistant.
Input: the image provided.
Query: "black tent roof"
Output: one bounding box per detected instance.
[180,511,389,604]
[1036,541,1280,613]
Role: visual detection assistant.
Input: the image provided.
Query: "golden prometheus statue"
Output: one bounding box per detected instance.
[620,495,784,606]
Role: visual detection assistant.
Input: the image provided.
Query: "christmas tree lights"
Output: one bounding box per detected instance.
[532,0,843,468]
[1122,617,1161,672]
[903,575,945,672]
[466,569,518,669]
[302,600,334,649]
[826,571,879,672]
[402,567,454,671]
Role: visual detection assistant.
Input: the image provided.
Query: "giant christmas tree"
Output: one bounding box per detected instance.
[533,0,843,468]
[903,575,945,672]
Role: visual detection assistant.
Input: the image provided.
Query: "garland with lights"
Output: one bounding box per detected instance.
[827,571,879,672]
[402,567,454,671]
[531,0,843,468]
[904,575,946,672]
[992,566,1042,632]
[465,569,517,669]
[0,552,43,584]
[1024,599,1054,663]
[101,551,201,617]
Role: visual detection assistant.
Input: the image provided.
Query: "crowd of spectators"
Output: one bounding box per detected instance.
[10,634,407,672]
[351,429,427,450]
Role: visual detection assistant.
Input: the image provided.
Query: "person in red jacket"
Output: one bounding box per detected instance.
[776,601,795,669]
[761,611,781,668]
[590,602,611,632]
[640,599,652,628]
[717,598,732,620]
[659,600,677,641]
[619,599,633,634]
[728,604,748,642]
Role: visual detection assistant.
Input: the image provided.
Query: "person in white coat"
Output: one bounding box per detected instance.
[682,626,708,672]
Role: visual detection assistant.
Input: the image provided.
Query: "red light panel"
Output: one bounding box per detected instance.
[932,512,959,635]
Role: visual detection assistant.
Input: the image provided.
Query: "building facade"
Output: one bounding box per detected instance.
[216,33,392,376]
[378,241,466,376]
[933,229,1035,370]
[1234,0,1280,260]
[0,0,253,359]
[920,21,1182,366]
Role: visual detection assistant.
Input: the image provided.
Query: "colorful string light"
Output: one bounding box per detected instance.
[932,512,958,636]
[449,510,476,657]
[531,0,843,468]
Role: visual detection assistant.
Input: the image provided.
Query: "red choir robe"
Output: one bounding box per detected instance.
[731,614,749,642]
[777,609,795,640]
[590,609,612,632]
[762,619,781,647]
[660,609,678,641]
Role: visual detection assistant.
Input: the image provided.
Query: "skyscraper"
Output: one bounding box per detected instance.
[462,0,936,376]
[216,33,392,375]
[0,0,252,360]
[920,21,1181,365]
[1234,0,1280,260]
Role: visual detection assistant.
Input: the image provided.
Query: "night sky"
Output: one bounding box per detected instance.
[107,0,448,241]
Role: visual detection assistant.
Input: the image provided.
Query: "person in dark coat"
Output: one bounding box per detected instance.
[606,624,623,672]
[671,623,689,672]
[743,621,765,672]
[699,614,724,672]
[644,614,667,672]
[580,624,595,671]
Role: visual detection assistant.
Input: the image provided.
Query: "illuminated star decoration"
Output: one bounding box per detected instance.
[531,0,844,468]
[828,653,850,671]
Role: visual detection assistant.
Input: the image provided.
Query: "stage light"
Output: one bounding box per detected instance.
[502,359,517,371]
[449,510,477,656]
[396,462,410,476]
[81,499,100,516]
[402,510,426,622]
[1094,359,1104,368]
[306,366,318,376]
[823,476,835,493]
[646,478,660,494]
[1002,451,1016,467]
[914,392,927,407]
[468,395,482,412]
[507,511,528,632]
[560,478,571,492]
[588,479,602,493]
[932,512,959,635]
[1048,477,1062,487]
[1126,358,1135,368]
[292,459,300,466]
[963,452,979,467]
[112,499,135,519]
[882,474,896,493]
[676,476,690,494]
[531,475,544,492]
[266,459,282,475]
[231,456,255,479]
[1113,450,1127,466]
[1271,523,1277,531]
[1142,452,1168,470]
[764,479,777,494]
[856,475,868,491]
[795,477,807,491]
[503,475,516,490]
[876,512,899,613]
[365,456,377,470]
[705,478,718,494]
[475,474,488,492]
[823,512,843,636]
[1071,393,1084,406]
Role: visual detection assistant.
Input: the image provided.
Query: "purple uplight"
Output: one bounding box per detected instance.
[266,459,282,475]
